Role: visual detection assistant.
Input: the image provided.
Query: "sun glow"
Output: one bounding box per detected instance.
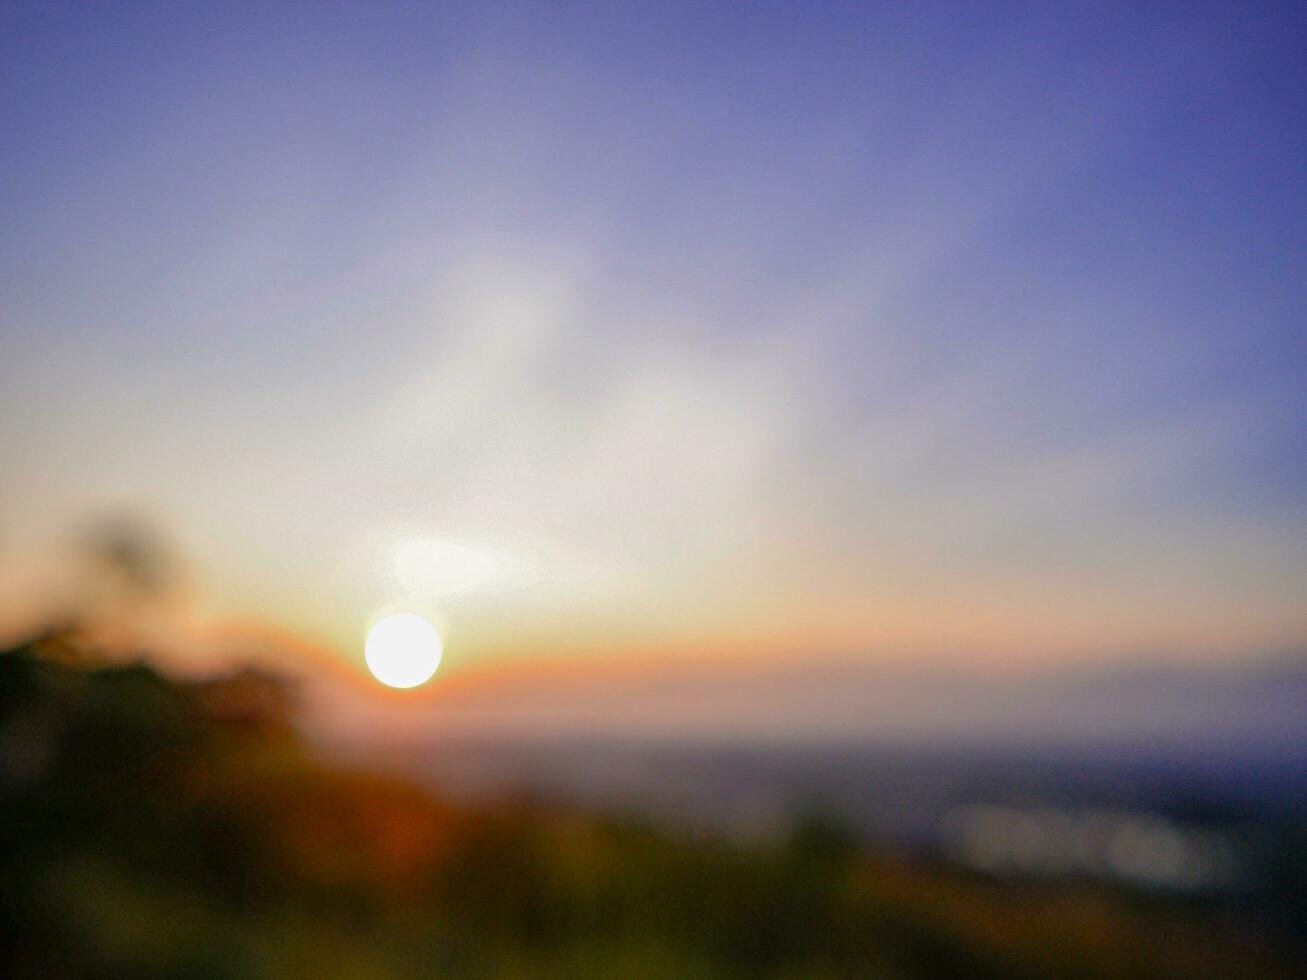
[364,613,442,689]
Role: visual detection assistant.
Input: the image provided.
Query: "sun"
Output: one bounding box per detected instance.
[364,613,442,689]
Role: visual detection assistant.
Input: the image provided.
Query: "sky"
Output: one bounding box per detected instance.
[2,2,1305,688]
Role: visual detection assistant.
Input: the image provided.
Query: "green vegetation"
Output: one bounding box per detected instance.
[0,637,1297,979]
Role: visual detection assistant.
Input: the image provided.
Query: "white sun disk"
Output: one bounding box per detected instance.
[364,613,442,689]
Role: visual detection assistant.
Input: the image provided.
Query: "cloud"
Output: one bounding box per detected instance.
[368,254,811,609]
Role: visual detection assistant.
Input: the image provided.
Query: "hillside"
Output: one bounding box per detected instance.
[1,635,1300,979]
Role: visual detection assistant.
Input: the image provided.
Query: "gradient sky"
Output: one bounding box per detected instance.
[3,2,1305,680]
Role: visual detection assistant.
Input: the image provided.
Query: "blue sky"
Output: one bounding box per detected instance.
[2,2,1305,673]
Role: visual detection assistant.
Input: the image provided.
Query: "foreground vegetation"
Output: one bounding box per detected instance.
[0,635,1298,978]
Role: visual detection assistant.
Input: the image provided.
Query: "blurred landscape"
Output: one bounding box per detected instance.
[3,631,1304,979]
[4,2,1306,976]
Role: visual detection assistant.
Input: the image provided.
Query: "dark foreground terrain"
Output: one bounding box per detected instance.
[1,635,1302,979]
